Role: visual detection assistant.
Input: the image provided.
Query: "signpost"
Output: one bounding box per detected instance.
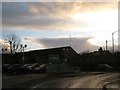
[48,54,60,73]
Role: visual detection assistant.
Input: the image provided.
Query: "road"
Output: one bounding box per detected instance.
[2,74,48,88]
[31,73,119,90]
[2,72,119,90]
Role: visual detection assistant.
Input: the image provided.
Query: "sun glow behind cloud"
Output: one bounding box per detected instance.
[72,9,118,47]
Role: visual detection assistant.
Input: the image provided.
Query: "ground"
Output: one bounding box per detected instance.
[2,72,120,90]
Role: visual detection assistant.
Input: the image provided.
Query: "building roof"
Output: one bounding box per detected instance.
[29,46,77,53]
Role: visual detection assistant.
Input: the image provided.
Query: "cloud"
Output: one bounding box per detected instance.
[2,2,117,31]
[26,37,99,53]
[28,2,117,15]
[2,2,118,52]
[2,0,119,2]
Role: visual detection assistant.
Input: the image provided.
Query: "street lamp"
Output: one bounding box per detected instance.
[20,44,27,65]
[112,30,120,53]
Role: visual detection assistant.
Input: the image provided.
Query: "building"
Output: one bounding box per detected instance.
[2,46,79,65]
[28,46,78,65]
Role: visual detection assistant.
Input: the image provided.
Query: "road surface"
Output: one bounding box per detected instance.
[2,73,119,90]
[31,73,119,90]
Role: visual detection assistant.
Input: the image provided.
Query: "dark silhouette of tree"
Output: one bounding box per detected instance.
[2,48,7,53]
[20,44,27,52]
[4,33,21,54]
[99,47,103,52]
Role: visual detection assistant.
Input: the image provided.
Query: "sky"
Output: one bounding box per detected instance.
[1,1,119,53]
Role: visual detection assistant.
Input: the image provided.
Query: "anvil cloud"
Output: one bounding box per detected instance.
[1,2,118,53]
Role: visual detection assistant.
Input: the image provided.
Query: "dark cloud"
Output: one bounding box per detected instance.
[2,2,86,30]
[2,2,117,31]
[3,3,27,18]
[27,37,99,53]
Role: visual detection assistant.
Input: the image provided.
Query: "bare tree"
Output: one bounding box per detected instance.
[4,33,21,54]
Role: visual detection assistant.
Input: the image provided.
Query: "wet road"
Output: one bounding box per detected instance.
[31,73,119,89]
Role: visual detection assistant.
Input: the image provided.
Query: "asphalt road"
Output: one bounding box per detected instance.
[2,74,48,88]
[31,73,119,90]
[2,72,119,90]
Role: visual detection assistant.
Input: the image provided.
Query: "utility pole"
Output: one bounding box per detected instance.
[119,30,120,51]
